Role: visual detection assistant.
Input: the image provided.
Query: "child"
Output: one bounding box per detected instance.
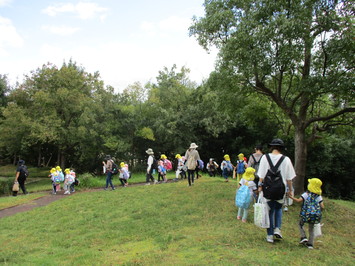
[49,168,60,195]
[119,162,129,187]
[289,178,324,249]
[175,154,184,181]
[221,154,233,182]
[237,167,257,222]
[235,153,247,184]
[64,168,75,195]
[158,160,167,183]
[55,166,64,191]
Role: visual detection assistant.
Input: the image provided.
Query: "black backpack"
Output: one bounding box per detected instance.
[111,161,119,175]
[151,157,158,170]
[262,154,286,200]
[19,165,29,180]
[251,154,263,173]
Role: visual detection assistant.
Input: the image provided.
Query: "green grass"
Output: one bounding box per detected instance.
[0,176,354,265]
[0,192,47,210]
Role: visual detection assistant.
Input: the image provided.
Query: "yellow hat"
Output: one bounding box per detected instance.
[50,168,56,173]
[175,154,181,159]
[120,162,125,167]
[161,154,167,159]
[224,154,230,161]
[307,178,322,195]
[64,168,70,174]
[56,166,61,171]
[243,167,256,181]
[238,153,244,160]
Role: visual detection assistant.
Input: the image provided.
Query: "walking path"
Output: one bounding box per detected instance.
[0,179,180,219]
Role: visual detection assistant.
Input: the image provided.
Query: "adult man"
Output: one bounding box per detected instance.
[257,139,296,243]
[13,160,28,196]
[145,148,158,185]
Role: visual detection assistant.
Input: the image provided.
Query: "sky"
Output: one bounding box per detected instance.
[0,0,218,91]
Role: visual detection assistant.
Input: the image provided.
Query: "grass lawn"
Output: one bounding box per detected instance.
[0,176,354,265]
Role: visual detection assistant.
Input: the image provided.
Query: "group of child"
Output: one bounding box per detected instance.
[48,166,78,195]
[235,165,324,249]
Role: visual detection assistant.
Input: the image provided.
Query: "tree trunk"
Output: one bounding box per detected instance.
[37,146,42,167]
[293,127,308,195]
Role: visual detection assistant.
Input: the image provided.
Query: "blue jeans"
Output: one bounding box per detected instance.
[105,172,114,189]
[267,200,283,235]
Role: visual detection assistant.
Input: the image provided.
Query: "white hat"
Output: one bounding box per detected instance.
[145,148,154,155]
[189,143,198,149]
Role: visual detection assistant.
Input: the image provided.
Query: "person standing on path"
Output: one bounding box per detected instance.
[102,155,115,190]
[257,139,296,243]
[146,148,158,185]
[184,143,200,186]
[13,160,28,196]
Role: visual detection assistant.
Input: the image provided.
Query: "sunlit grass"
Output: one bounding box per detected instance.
[0,176,354,264]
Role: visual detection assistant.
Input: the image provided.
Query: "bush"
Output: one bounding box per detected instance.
[0,178,14,196]
[78,173,105,189]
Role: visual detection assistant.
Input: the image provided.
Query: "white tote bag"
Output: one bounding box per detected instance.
[314,223,322,238]
[254,193,270,228]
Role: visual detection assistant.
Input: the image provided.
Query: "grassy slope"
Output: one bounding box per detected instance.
[0,177,354,265]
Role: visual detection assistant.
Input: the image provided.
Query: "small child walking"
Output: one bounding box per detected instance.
[289,178,324,249]
[49,168,60,195]
[237,167,257,222]
[221,154,233,182]
[235,153,247,184]
[119,162,129,187]
[64,168,75,195]
[158,160,167,183]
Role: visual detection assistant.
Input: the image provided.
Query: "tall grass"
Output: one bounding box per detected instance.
[0,177,354,265]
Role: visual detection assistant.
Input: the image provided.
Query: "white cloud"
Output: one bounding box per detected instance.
[0,16,23,56]
[42,2,108,20]
[0,0,12,7]
[141,16,191,36]
[42,25,80,36]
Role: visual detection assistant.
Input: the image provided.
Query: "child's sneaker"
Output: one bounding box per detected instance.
[299,237,308,244]
[274,228,283,239]
[237,216,241,220]
[154,180,158,184]
[266,235,274,243]
[64,191,70,195]
[306,243,314,249]
[242,219,247,223]
[283,206,288,212]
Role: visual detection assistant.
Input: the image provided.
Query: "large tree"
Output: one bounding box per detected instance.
[190,0,354,193]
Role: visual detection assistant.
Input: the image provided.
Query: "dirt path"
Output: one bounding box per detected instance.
[0,179,181,219]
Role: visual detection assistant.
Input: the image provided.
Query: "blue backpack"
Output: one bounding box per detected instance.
[197,159,204,170]
[235,185,251,209]
[237,160,245,174]
[300,193,322,224]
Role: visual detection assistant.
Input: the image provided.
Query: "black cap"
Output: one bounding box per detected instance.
[268,139,285,147]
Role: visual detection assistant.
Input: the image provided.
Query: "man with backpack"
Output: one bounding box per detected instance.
[145,148,158,185]
[13,159,29,196]
[102,155,116,190]
[248,145,264,198]
[257,139,296,243]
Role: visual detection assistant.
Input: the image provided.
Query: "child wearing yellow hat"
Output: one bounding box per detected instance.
[235,153,247,184]
[221,155,233,182]
[289,178,325,249]
[237,167,257,222]
[119,162,130,187]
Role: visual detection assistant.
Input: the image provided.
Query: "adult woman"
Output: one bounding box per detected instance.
[184,143,200,186]
[257,139,296,243]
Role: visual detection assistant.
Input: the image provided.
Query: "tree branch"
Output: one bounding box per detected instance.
[305,107,355,127]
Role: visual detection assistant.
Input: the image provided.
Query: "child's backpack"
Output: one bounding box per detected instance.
[67,174,75,184]
[262,154,286,200]
[111,161,119,175]
[224,160,233,171]
[197,159,204,170]
[122,168,130,180]
[164,159,173,171]
[300,193,322,224]
[235,185,251,209]
[58,172,65,182]
[237,160,245,174]
[53,174,61,183]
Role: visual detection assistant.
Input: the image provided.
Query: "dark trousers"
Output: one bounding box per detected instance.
[146,169,155,183]
[187,169,195,186]
[18,178,27,194]
[119,178,127,186]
